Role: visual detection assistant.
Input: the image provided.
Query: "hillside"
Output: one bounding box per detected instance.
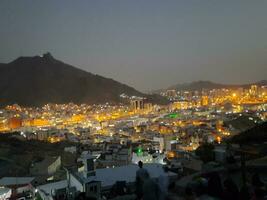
[230,121,267,144]
[0,133,76,177]
[157,80,267,92]
[0,53,168,106]
[224,115,260,134]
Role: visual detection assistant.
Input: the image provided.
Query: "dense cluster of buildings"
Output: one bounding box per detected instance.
[0,84,267,199]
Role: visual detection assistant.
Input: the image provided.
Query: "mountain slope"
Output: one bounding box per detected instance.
[230,121,267,144]
[167,80,267,91]
[0,53,167,106]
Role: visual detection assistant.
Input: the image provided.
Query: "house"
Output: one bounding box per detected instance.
[37,180,68,200]
[67,154,177,199]
[0,177,35,198]
[30,156,61,176]
[0,187,12,200]
[37,154,178,200]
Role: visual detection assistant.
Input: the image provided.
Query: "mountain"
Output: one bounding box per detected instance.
[0,53,168,106]
[161,80,267,92]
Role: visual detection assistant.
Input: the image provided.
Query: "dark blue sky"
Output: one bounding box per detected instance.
[0,1,267,91]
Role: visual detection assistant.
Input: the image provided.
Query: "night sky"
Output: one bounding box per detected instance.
[0,1,267,91]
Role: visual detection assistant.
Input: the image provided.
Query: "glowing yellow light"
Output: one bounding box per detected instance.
[216,136,221,144]
[167,151,175,159]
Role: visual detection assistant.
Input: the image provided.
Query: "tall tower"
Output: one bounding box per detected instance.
[250,85,258,97]
[130,99,144,111]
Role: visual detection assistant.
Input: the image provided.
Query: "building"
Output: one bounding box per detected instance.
[201,96,209,106]
[130,99,144,111]
[0,187,12,200]
[144,103,153,111]
[172,101,189,110]
[0,118,9,132]
[166,90,177,98]
[37,180,68,200]
[250,85,258,97]
[8,117,22,130]
[0,177,35,199]
[65,155,177,199]
[30,156,61,176]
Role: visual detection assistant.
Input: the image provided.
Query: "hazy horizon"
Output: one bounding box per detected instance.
[1,1,267,92]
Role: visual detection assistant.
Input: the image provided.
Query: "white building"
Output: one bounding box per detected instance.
[68,155,177,199]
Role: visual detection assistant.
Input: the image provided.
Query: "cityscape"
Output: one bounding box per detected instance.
[1,1,267,200]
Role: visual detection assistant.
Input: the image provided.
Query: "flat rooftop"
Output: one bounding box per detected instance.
[73,163,177,188]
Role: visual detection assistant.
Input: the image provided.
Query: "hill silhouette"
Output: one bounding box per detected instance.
[157,80,267,92]
[0,53,168,106]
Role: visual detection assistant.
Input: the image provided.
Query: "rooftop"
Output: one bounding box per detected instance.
[72,163,176,188]
[0,177,35,186]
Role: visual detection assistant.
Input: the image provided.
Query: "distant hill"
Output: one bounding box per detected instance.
[156,80,267,93]
[0,53,168,106]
